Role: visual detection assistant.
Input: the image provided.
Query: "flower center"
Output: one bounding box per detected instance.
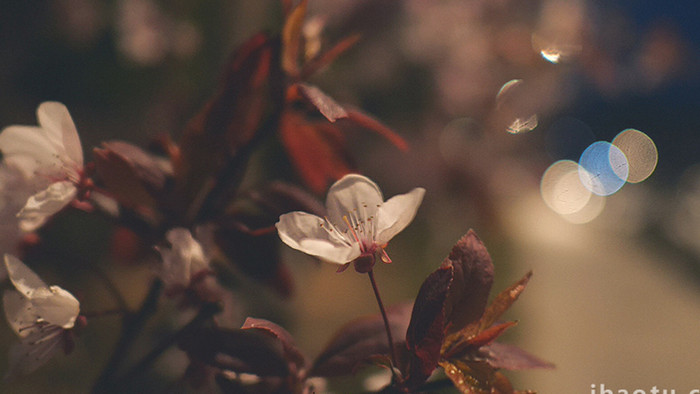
[340,202,379,253]
[318,202,393,266]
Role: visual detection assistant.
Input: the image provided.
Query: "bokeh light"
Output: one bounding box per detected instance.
[496,79,523,105]
[496,79,539,134]
[578,141,629,196]
[560,193,606,224]
[507,114,539,134]
[531,0,583,64]
[541,160,592,215]
[611,129,658,183]
[533,38,582,64]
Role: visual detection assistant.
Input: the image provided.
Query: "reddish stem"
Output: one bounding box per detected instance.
[367,269,399,382]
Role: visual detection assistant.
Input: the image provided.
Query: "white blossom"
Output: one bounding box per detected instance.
[2,254,80,377]
[156,227,213,291]
[0,164,42,256]
[0,102,84,232]
[276,174,424,268]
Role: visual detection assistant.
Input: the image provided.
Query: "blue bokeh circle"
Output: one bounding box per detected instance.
[578,141,629,196]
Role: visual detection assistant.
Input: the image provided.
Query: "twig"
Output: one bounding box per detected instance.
[89,265,130,313]
[117,302,222,386]
[92,279,163,393]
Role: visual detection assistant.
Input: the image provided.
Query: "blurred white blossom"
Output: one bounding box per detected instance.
[2,254,80,378]
[0,165,42,256]
[0,102,84,232]
[117,0,201,65]
[156,227,214,292]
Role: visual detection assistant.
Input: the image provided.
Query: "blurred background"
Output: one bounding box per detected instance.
[1,0,699,392]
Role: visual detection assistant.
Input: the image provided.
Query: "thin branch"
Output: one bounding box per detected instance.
[117,302,222,386]
[92,279,163,393]
[89,265,130,313]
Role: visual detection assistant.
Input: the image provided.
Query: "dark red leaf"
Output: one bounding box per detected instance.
[439,359,497,394]
[479,271,532,332]
[441,230,495,336]
[215,219,293,297]
[180,326,289,377]
[242,317,306,370]
[465,321,516,349]
[481,342,555,371]
[100,141,171,189]
[309,303,412,377]
[442,321,517,360]
[493,371,516,394]
[300,34,361,80]
[184,33,280,154]
[433,234,549,393]
[405,265,453,385]
[279,110,355,194]
[92,141,170,217]
[342,108,409,151]
[177,32,283,217]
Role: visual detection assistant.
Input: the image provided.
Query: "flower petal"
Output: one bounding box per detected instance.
[37,102,83,167]
[4,254,49,297]
[0,125,61,178]
[6,327,64,378]
[325,174,383,230]
[166,228,208,273]
[31,286,80,329]
[156,247,188,288]
[18,181,77,232]
[157,227,210,288]
[277,211,360,264]
[3,255,80,330]
[298,239,361,264]
[375,187,425,245]
[3,290,38,337]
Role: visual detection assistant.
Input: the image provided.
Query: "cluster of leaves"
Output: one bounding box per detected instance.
[179,230,553,393]
[91,0,405,296]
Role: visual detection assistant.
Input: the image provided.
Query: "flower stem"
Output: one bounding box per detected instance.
[367,269,399,381]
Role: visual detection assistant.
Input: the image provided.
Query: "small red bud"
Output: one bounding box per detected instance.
[74,315,88,332]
